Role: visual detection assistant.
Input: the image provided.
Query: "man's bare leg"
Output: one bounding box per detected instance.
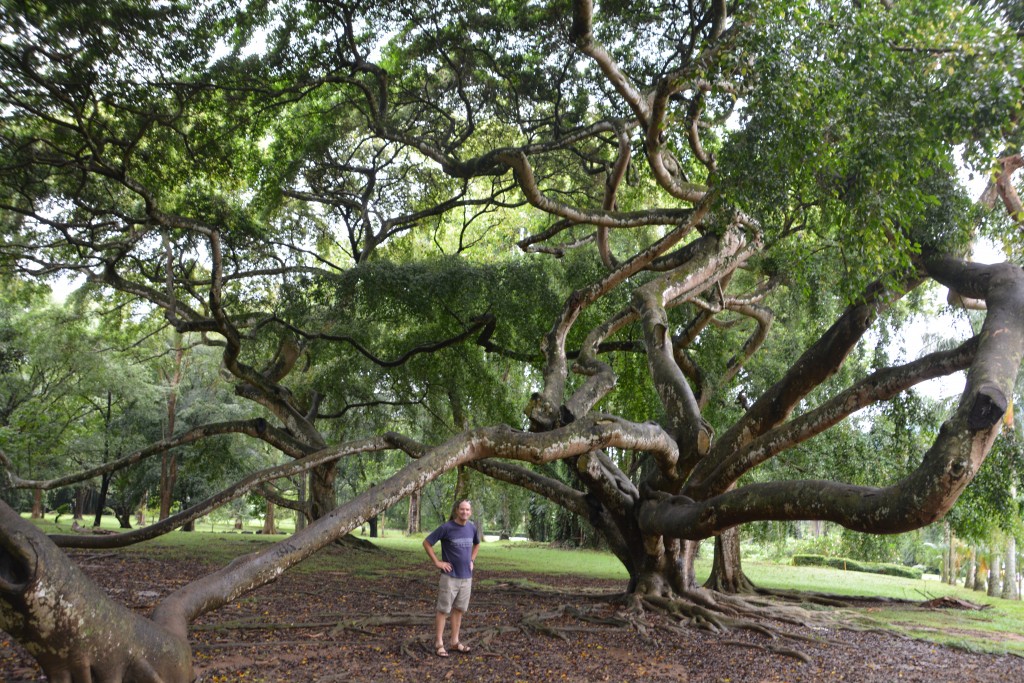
[435,611,448,654]
[449,609,463,646]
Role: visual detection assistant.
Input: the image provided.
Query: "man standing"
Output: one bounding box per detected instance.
[422,499,481,657]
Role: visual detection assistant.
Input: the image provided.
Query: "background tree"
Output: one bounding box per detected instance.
[0,297,158,519]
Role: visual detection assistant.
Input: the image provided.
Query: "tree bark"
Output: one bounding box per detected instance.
[704,527,756,594]
[73,485,87,520]
[0,501,194,681]
[115,510,133,529]
[450,466,473,520]
[31,487,42,518]
[630,536,689,596]
[94,391,116,528]
[974,552,988,593]
[136,493,147,527]
[262,500,276,535]
[93,471,111,528]
[296,473,308,531]
[406,489,421,535]
[308,461,338,520]
[159,451,178,520]
[159,337,185,521]
[942,525,952,584]
[1003,536,1018,600]
[988,551,1001,597]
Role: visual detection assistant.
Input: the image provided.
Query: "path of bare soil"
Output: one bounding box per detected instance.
[2,541,1024,682]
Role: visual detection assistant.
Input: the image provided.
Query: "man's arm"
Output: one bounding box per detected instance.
[423,538,452,573]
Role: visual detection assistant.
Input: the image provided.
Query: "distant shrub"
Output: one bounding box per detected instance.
[872,564,923,580]
[792,554,922,580]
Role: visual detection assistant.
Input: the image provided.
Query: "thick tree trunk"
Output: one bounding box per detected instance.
[159,337,185,521]
[114,505,133,529]
[449,390,474,522]
[629,535,700,597]
[308,461,338,520]
[95,392,119,530]
[966,548,977,590]
[974,555,988,593]
[703,527,756,593]
[450,465,472,519]
[988,552,1001,597]
[159,451,177,520]
[942,525,952,584]
[0,501,193,682]
[295,473,308,531]
[406,489,421,535]
[262,500,276,535]
[678,539,701,593]
[31,487,42,518]
[307,462,377,547]
[1003,537,1018,600]
[93,471,111,527]
[73,485,87,520]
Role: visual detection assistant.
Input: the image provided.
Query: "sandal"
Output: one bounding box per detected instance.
[451,642,471,653]
[435,644,448,658]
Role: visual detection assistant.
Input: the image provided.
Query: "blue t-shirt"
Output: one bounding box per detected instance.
[425,520,481,579]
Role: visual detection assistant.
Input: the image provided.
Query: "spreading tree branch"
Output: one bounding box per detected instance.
[48,436,390,549]
[0,420,310,491]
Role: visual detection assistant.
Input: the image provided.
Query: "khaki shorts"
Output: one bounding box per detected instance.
[436,574,472,614]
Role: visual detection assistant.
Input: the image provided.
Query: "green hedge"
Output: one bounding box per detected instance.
[792,554,923,580]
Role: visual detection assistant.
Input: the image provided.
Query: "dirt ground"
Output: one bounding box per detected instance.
[3,542,1024,683]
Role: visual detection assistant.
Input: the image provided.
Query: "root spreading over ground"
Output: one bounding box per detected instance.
[1,543,1022,682]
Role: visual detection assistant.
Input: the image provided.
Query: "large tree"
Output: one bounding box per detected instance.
[2,0,1024,679]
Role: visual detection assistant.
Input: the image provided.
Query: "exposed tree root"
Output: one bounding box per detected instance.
[482,583,863,665]
[334,534,382,551]
[194,638,328,651]
[720,638,814,663]
[192,612,432,638]
[756,587,929,609]
[196,580,878,671]
[489,578,622,600]
[465,625,520,650]
[521,608,573,640]
[920,596,990,610]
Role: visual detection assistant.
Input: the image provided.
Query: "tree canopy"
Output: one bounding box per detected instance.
[1,0,1024,680]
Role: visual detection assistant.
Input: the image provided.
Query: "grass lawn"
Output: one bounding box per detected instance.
[739,558,1024,655]
[24,513,1024,657]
